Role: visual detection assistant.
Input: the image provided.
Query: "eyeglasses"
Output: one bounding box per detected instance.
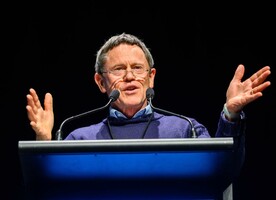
[101,66,150,77]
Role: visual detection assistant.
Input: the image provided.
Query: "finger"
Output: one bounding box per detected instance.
[26,105,36,122]
[27,92,39,114]
[232,64,245,82]
[29,121,39,132]
[26,94,35,108]
[251,81,271,95]
[29,88,42,108]
[250,66,271,84]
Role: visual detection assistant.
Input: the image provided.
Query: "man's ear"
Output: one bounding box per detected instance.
[149,68,156,88]
[94,73,107,93]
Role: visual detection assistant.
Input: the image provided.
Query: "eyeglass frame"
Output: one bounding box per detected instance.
[100,66,151,77]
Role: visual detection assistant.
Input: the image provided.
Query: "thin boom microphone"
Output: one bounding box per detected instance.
[146,88,197,138]
[55,89,120,140]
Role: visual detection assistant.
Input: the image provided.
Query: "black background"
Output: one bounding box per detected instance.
[3,2,275,199]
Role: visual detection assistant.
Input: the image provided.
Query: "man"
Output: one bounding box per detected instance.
[26,33,271,141]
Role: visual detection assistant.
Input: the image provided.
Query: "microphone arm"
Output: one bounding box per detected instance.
[55,89,120,140]
[146,88,197,138]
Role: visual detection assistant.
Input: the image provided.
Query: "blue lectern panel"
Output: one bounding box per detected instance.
[19,138,235,199]
[22,151,230,181]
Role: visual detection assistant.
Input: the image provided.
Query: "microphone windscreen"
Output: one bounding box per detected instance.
[146,88,155,100]
[109,89,120,102]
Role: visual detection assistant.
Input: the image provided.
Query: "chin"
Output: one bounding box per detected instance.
[123,98,144,107]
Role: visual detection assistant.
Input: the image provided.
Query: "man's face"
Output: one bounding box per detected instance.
[94,44,156,117]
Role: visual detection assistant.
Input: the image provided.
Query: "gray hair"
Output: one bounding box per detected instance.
[94,33,154,73]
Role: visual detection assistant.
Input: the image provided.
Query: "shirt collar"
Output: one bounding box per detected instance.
[109,104,153,119]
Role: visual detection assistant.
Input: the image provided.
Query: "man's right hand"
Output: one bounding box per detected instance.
[26,88,54,140]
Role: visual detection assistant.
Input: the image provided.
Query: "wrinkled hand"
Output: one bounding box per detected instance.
[26,88,54,140]
[226,64,271,113]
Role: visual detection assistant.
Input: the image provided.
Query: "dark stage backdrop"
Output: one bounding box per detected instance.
[3,2,275,199]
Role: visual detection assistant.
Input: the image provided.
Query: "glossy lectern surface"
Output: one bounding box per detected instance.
[18,138,236,200]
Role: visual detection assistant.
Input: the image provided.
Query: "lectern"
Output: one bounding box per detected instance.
[18,138,239,199]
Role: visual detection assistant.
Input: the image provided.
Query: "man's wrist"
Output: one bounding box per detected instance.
[223,103,240,121]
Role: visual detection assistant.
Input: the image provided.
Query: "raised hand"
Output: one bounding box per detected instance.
[26,88,54,140]
[225,64,271,114]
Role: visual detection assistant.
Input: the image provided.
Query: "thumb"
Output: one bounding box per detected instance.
[232,64,245,82]
[44,93,53,112]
